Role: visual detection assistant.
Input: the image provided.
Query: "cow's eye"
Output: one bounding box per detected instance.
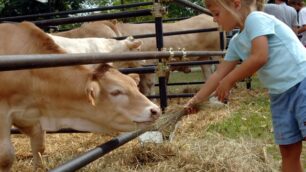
[110,89,123,96]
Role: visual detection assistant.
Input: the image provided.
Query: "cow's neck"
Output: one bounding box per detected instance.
[48,34,118,53]
[30,66,90,101]
[116,23,152,35]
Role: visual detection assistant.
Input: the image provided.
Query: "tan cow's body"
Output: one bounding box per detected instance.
[54,14,224,95]
[0,22,160,171]
[55,14,221,52]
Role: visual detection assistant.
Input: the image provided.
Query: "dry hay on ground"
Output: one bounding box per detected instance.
[11,84,279,172]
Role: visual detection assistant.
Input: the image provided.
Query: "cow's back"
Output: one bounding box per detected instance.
[53,14,222,51]
[0,22,65,55]
[53,20,120,38]
[115,14,222,51]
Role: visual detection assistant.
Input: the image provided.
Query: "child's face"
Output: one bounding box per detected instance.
[208,2,240,31]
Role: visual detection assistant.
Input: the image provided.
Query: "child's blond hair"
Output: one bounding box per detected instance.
[204,0,264,10]
[204,0,264,26]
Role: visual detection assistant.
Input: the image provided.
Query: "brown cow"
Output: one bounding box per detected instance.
[0,22,161,171]
[54,14,225,96]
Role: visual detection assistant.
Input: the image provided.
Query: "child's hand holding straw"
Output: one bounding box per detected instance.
[184,96,201,114]
[184,94,227,114]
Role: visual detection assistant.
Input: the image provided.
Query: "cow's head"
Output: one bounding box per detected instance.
[113,36,142,52]
[85,64,160,132]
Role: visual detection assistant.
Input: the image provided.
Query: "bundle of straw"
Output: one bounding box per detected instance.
[137,100,220,142]
[150,103,204,139]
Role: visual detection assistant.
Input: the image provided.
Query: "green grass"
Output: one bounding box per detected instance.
[207,78,273,141]
[168,68,203,83]
[168,70,273,140]
[207,108,273,140]
[166,68,203,93]
[167,70,306,168]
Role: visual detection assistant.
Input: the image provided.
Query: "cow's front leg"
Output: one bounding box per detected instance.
[199,56,214,82]
[19,122,46,171]
[14,107,46,171]
[30,124,45,171]
[0,109,15,172]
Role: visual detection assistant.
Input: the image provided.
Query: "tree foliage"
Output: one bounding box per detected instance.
[91,0,204,22]
[0,0,205,29]
[0,0,85,17]
[166,0,203,18]
[0,0,205,19]
[106,0,203,21]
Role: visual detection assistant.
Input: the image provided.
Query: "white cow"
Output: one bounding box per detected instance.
[0,22,161,171]
[48,34,141,54]
[54,14,225,96]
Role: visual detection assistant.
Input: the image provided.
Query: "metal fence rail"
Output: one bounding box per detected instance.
[48,129,147,172]
[33,9,152,27]
[113,27,219,40]
[0,51,225,71]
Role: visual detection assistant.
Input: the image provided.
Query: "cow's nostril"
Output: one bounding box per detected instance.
[151,108,157,115]
[150,108,160,119]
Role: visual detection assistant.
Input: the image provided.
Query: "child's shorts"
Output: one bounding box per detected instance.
[269,78,306,145]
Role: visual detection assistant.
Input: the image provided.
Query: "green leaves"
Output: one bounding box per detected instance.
[0,0,86,18]
[0,0,206,23]
[167,0,203,19]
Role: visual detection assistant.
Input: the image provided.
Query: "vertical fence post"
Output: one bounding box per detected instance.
[153,0,168,111]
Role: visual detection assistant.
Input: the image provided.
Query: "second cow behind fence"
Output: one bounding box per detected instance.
[53,14,225,96]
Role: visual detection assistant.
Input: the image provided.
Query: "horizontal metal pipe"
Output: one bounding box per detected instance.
[148,93,194,99]
[114,27,219,40]
[48,129,147,172]
[170,60,220,66]
[173,0,212,16]
[165,81,204,86]
[119,60,220,74]
[55,16,190,32]
[119,66,155,74]
[134,16,189,23]
[33,9,152,27]
[0,2,153,22]
[0,51,225,71]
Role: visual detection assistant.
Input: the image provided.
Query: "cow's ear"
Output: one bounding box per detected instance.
[128,73,140,85]
[85,81,100,106]
[110,19,118,25]
[126,39,142,51]
[134,40,143,51]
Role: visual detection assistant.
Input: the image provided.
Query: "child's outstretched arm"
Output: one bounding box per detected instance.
[184,60,238,113]
[185,35,269,113]
[215,35,269,102]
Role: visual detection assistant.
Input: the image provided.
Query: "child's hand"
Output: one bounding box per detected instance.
[184,98,199,114]
[215,78,233,103]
